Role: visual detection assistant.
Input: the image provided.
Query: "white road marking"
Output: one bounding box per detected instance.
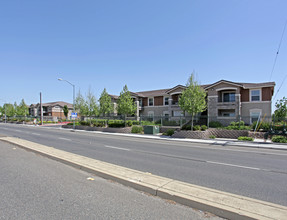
[32,133,40,136]
[206,161,261,170]
[104,145,130,151]
[58,137,71,141]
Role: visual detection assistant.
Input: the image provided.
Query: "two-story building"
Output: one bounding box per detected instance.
[29,101,73,119]
[111,80,275,125]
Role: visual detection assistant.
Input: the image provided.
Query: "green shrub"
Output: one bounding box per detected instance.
[193,125,201,131]
[67,122,80,126]
[181,124,191,130]
[108,120,125,128]
[80,121,90,126]
[272,135,287,143]
[252,121,270,131]
[131,126,143,134]
[238,136,254,141]
[209,135,216,139]
[225,121,250,130]
[165,129,174,136]
[90,119,107,127]
[209,121,223,128]
[201,125,208,131]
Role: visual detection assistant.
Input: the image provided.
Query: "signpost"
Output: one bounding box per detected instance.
[71,112,77,120]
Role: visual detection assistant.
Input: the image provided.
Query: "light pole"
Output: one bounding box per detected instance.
[0,99,7,123]
[58,78,76,130]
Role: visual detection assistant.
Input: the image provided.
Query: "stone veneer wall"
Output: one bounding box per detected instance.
[62,125,132,133]
[172,128,249,139]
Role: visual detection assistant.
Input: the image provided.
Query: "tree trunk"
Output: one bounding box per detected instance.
[191,114,194,131]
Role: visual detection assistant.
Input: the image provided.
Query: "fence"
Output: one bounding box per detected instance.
[1,114,286,130]
[78,115,286,128]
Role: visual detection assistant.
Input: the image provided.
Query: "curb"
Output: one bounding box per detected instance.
[60,127,287,151]
[1,136,287,220]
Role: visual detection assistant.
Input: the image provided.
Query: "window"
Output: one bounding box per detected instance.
[218,109,235,117]
[164,97,169,105]
[251,89,260,101]
[223,92,235,102]
[250,110,261,124]
[173,111,183,117]
[148,111,154,121]
[139,99,142,107]
[148,98,154,106]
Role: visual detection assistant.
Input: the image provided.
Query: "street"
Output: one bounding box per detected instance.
[0,123,287,206]
[0,141,221,220]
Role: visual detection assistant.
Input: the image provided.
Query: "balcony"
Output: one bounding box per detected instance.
[172,101,178,105]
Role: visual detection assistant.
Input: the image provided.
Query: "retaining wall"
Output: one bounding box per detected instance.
[62,125,132,133]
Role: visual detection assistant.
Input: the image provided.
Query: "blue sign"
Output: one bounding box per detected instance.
[71,112,77,119]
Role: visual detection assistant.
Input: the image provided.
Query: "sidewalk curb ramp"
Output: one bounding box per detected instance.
[1,136,287,220]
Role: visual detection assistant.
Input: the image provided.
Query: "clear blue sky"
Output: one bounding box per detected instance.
[0,0,286,112]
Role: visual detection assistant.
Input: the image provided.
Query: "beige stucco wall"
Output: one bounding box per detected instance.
[140,106,169,116]
[241,102,272,123]
[207,83,240,96]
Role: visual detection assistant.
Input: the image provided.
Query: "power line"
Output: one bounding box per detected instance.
[272,74,287,102]
[269,20,287,81]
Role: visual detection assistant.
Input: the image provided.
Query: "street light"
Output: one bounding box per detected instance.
[58,78,76,130]
[0,98,7,123]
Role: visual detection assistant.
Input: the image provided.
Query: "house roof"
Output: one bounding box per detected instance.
[135,88,170,97]
[204,80,275,90]
[108,80,275,98]
[30,101,73,108]
[240,82,275,89]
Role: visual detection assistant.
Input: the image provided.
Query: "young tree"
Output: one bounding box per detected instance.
[75,90,87,116]
[85,87,98,118]
[99,88,113,116]
[17,99,29,116]
[179,73,207,130]
[274,96,287,120]
[14,102,19,116]
[4,103,15,118]
[117,85,136,121]
[63,105,69,119]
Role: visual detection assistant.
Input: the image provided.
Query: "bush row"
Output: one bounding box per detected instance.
[272,135,287,143]
[181,124,207,131]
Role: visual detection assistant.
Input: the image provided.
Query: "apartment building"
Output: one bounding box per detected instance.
[111,80,275,125]
[29,101,73,119]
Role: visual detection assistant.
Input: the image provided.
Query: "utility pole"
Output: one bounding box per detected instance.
[40,92,43,125]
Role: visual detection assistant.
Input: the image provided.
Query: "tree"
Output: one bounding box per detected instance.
[14,102,19,116]
[117,85,136,120]
[75,90,87,116]
[85,87,98,117]
[63,105,69,119]
[179,73,207,130]
[99,88,113,116]
[17,99,29,116]
[274,97,287,120]
[4,103,15,118]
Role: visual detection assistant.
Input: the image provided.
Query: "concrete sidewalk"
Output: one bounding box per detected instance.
[1,136,287,220]
[60,127,287,151]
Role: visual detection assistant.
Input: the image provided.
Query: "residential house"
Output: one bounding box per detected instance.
[110,80,275,125]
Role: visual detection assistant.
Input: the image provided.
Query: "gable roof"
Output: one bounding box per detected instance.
[135,88,169,97]
[204,80,275,90]
[204,80,243,90]
[240,82,275,89]
[108,80,275,99]
[30,101,73,108]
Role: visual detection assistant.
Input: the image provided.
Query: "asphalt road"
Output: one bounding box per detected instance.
[0,141,222,220]
[1,123,287,206]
